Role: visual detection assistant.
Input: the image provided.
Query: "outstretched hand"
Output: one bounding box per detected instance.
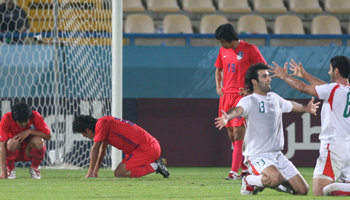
[289,59,305,78]
[268,62,290,80]
[306,97,320,116]
[214,110,228,130]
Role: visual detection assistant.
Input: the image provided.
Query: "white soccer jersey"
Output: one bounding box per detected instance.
[237,92,293,157]
[315,83,350,142]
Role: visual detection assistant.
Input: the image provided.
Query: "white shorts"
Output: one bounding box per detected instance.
[313,140,350,182]
[244,151,300,181]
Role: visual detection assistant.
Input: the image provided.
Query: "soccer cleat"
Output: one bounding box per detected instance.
[29,167,41,179]
[225,172,241,180]
[7,168,16,179]
[155,158,169,178]
[241,176,255,195]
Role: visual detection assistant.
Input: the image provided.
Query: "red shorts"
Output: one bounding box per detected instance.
[219,93,245,127]
[6,141,31,162]
[122,140,161,170]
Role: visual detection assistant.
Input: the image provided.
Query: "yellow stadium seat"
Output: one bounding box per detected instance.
[163,14,193,33]
[254,0,287,13]
[124,14,155,33]
[123,0,145,12]
[217,0,251,13]
[238,15,268,34]
[312,15,342,34]
[200,15,228,34]
[146,0,180,12]
[182,0,215,13]
[274,15,304,34]
[289,0,322,13]
[325,0,350,13]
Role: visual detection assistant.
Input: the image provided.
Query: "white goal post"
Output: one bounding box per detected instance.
[0,0,122,169]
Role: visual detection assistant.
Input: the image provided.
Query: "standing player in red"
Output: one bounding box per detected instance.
[72,115,169,178]
[0,102,51,179]
[214,23,267,180]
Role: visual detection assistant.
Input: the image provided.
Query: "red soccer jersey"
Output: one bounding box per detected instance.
[94,116,157,154]
[215,40,266,93]
[0,111,51,142]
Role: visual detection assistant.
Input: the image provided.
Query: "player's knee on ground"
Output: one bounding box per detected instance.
[293,182,309,195]
[6,139,20,152]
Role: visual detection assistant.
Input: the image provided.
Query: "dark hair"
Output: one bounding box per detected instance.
[72,115,97,133]
[245,63,269,93]
[330,55,350,79]
[11,102,32,122]
[215,23,239,42]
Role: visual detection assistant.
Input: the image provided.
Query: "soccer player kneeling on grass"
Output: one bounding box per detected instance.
[0,102,51,179]
[215,63,319,195]
[72,115,169,178]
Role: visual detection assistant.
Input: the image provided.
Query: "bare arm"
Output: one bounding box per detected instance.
[13,129,51,143]
[289,59,326,86]
[0,142,7,179]
[215,68,224,96]
[269,62,318,97]
[214,107,244,130]
[86,141,103,178]
[92,141,108,177]
[291,97,320,116]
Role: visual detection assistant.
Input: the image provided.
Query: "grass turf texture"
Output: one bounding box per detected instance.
[0,167,345,199]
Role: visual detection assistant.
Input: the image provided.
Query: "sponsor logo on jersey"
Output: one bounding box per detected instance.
[237,51,243,60]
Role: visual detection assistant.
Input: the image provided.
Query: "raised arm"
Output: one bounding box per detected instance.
[214,107,244,130]
[291,97,320,116]
[289,59,326,86]
[86,141,103,178]
[269,62,318,97]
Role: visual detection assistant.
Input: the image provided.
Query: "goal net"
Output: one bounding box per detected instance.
[0,0,113,168]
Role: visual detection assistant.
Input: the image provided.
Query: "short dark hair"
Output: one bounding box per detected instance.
[215,23,239,42]
[330,55,350,79]
[72,115,97,133]
[11,102,32,122]
[245,63,269,93]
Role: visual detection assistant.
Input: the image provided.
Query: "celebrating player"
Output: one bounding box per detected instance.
[72,115,169,178]
[214,23,267,180]
[215,63,319,195]
[269,56,350,196]
[0,102,51,179]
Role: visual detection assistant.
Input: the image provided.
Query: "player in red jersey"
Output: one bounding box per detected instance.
[72,115,169,178]
[214,23,267,180]
[0,102,51,179]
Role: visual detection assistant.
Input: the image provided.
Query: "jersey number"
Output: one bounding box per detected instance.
[343,92,350,118]
[259,102,265,113]
[227,63,236,73]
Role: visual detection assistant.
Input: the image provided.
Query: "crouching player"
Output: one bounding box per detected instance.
[215,64,318,195]
[72,115,169,178]
[0,102,51,179]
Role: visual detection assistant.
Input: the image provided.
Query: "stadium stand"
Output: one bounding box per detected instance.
[125,14,155,33]
[146,0,180,12]
[324,0,350,13]
[253,0,287,13]
[217,0,251,13]
[289,0,323,13]
[274,15,305,34]
[182,0,216,13]
[163,14,193,33]
[200,14,228,34]
[123,0,145,12]
[237,15,268,34]
[311,15,342,34]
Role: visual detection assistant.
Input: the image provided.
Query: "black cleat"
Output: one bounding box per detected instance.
[156,158,169,178]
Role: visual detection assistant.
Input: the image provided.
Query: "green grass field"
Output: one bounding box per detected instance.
[0,167,345,199]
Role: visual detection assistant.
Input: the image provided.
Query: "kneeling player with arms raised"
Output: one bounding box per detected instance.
[73,115,169,178]
[215,63,319,195]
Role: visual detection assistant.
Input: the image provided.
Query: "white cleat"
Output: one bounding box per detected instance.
[29,167,41,179]
[7,169,16,179]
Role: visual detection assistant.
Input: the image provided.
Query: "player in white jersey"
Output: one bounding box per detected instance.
[269,55,350,196]
[215,63,319,195]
